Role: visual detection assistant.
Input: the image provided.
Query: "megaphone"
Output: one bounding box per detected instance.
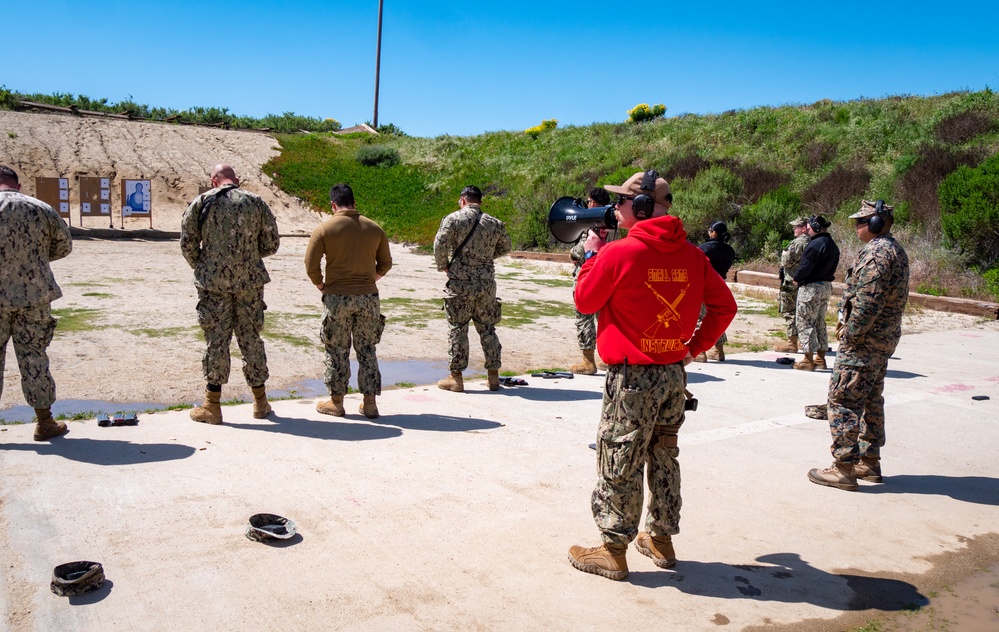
[547,197,618,244]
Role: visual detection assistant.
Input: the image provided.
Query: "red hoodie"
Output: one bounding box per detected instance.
[576,215,738,365]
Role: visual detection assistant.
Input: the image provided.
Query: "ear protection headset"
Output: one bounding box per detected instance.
[868,200,887,235]
[632,170,659,220]
[808,215,823,233]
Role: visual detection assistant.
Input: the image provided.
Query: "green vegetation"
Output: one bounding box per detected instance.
[52,308,101,332]
[0,85,340,133]
[394,382,416,388]
[129,326,199,338]
[501,299,575,326]
[82,292,114,299]
[627,103,667,123]
[381,297,445,328]
[261,312,316,348]
[263,89,999,299]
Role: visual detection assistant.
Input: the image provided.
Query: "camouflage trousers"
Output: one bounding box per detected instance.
[697,304,727,346]
[443,283,502,372]
[0,304,57,408]
[826,349,889,463]
[795,282,831,354]
[196,287,269,387]
[574,298,597,350]
[592,362,686,547]
[321,293,385,397]
[573,282,597,350]
[778,282,799,338]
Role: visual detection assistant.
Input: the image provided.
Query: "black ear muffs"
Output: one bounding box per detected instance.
[868,200,886,234]
[632,170,659,220]
[808,215,823,233]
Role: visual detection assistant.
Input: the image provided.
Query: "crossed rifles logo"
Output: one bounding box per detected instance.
[644,282,689,338]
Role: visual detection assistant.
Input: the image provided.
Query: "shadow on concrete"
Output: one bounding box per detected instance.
[0,438,197,465]
[684,373,725,385]
[885,370,926,380]
[479,387,603,403]
[368,413,503,432]
[628,552,927,611]
[68,579,114,606]
[227,415,402,441]
[862,474,999,506]
[715,359,795,370]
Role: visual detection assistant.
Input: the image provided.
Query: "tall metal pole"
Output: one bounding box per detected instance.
[373,0,384,129]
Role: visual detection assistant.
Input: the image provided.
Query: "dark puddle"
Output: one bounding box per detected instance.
[1,359,465,423]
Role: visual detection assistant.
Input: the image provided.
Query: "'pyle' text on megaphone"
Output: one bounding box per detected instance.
[547,197,618,244]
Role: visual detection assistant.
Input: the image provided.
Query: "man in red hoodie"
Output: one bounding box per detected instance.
[568,170,737,581]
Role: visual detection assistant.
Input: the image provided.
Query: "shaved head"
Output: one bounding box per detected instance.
[0,165,19,189]
[210,164,239,187]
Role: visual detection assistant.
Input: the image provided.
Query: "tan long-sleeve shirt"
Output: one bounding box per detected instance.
[304,209,392,295]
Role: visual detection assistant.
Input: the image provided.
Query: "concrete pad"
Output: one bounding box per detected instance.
[1,327,997,630]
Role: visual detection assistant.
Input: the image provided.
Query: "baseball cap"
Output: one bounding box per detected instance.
[789,216,808,227]
[850,199,894,220]
[604,171,671,207]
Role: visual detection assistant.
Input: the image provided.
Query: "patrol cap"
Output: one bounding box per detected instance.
[246,513,298,542]
[604,172,671,207]
[51,561,105,596]
[850,199,895,220]
[789,217,808,227]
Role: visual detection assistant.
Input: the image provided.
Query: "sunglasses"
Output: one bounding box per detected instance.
[855,218,871,226]
[616,195,635,206]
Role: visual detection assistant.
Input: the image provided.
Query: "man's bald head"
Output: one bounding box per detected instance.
[210,164,239,187]
[0,165,19,190]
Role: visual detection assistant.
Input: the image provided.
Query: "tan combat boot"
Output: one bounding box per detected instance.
[570,350,598,375]
[251,385,272,419]
[635,532,677,569]
[359,394,379,419]
[437,372,464,393]
[487,370,500,391]
[854,457,883,483]
[807,462,858,491]
[692,351,707,363]
[190,389,223,425]
[316,395,345,417]
[33,408,68,441]
[568,543,629,581]
[815,350,828,370]
[793,353,815,371]
[707,343,725,362]
[596,354,608,370]
[774,336,798,353]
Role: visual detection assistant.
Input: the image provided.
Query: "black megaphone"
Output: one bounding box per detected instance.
[547,196,618,244]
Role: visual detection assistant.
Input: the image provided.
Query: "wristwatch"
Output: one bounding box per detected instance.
[584,250,598,261]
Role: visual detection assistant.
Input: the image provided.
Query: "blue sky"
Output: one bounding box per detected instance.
[9,1,999,138]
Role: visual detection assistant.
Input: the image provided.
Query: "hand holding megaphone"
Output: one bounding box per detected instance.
[547,196,618,244]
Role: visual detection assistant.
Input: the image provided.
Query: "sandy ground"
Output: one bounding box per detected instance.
[0,110,321,234]
[1,235,989,420]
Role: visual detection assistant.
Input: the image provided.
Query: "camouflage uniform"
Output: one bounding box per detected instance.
[180,185,279,387]
[593,363,686,545]
[827,234,909,464]
[433,204,512,372]
[779,233,809,338]
[570,235,598,350]
[0,190,72,408]
[795,282,832,354]
[320,294,386,397]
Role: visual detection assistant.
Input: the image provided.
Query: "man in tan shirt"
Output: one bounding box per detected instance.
[305,183,392,418]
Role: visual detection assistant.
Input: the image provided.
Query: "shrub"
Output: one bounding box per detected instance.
[939,152,999,269]
[802,164,870,216]
[933,111,996,144]
[355,145,401,168]
[984,267,999,299]
[731,187,803,261]
[525,119,558,139]
[671,166,742,236]
[894,144,981,233]
[627,103,667,124]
